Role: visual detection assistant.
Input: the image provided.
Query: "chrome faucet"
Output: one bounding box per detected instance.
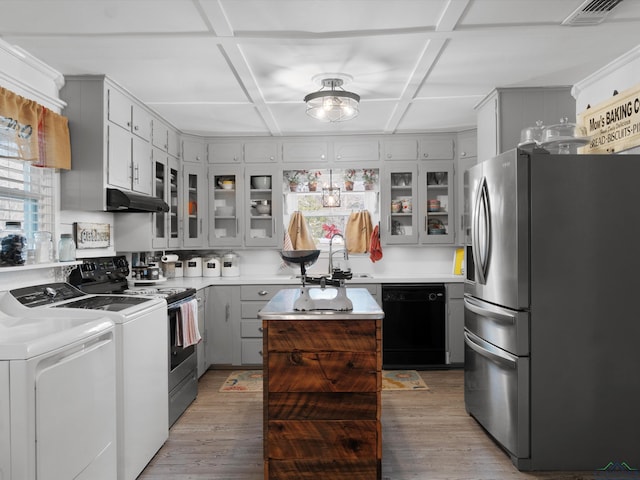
[328,233,349,275]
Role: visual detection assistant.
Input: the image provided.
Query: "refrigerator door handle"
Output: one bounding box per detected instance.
[464,330,517,369]
[472,177,491,284]
[464,296,515,325]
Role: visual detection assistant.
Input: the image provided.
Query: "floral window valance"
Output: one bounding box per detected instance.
[0,86,71,169]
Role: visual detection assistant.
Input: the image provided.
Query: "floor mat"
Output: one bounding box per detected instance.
[220,369,429,392]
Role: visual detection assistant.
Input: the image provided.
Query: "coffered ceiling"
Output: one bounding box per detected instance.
[1,0,640,137]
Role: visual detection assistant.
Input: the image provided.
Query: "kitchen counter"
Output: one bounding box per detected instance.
[148,272,464,290]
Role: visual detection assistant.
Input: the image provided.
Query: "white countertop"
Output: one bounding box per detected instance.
[151,273,464,290]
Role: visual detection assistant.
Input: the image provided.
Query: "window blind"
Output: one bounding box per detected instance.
[0,157,55,248]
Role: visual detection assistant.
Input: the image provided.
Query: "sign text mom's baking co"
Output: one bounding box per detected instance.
[578,82,640,154]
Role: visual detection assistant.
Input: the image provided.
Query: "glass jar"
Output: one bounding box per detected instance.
[34,231,53,263]
[58,233,76,262]
[0,221,27,266]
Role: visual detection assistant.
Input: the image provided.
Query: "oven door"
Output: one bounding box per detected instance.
[464,329,529,460]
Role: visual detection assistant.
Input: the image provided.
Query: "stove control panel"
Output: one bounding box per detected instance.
[68,255,130,288]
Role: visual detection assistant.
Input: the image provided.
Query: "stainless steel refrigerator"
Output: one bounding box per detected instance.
[464,147,640,471]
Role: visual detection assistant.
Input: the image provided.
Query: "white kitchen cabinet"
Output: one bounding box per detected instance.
[244,165,281,248]
[382,138,419,160]
[167,129,181,159]
[208,141,242,163]
[182,163,208,247]
[282,140,327,162]
[475,86,575,162]
[152,149,181,249]
[419,161,455,244]
[60,75,156,211]
[206,286,238,366]
[107,87,151,141]
[380,162,419,245]
[182,137,206,163]
[456,129,477,244]
[196,288,208,378]
[209,165,243,247]
[446,283,464,365]
[333,138,380,162]
[151,118,169,151]
[457,129,477,160]
[244,141,279,163]
[419,137,454,160]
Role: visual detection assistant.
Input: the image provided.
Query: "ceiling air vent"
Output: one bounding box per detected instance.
[562,0,624,26]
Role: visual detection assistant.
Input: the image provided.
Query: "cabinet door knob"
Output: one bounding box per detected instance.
[461,151,467,157]
[258,290,269,296]
[423,153,429,158]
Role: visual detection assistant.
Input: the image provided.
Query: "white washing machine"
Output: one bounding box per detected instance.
[1,283,169,480]
[0,296,116,480]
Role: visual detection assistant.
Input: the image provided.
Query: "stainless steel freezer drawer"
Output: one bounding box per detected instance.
[464,330,529,461]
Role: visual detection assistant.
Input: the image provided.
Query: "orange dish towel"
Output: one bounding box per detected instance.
[345,210,373,254]
[176,299,201,348]
[287,211,316,250]
[369,225,383,262]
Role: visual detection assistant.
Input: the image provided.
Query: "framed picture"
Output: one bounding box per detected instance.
[74,222,110,249]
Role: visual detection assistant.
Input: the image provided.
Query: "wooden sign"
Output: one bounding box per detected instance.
[74,222,110,249]
[578,82,640,154]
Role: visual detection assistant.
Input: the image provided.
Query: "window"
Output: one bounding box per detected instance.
[283,168,379,250]
[0,157,56,254]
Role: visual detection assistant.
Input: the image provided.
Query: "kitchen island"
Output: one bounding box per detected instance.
[258,288,384,480]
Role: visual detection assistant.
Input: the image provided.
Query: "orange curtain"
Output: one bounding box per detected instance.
[0,86,71,169]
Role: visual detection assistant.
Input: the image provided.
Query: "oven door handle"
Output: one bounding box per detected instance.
[464,330,517,369]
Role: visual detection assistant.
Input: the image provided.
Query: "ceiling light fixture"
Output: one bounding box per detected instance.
[304,78,360,122]
[322,169,341,208]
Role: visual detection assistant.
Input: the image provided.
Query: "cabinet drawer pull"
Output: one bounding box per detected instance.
[258,327,264,332]
[258,290,269,296]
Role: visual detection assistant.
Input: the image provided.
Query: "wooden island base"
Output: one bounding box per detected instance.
[259,288,384,480]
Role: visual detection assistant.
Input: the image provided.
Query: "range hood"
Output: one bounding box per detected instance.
[106,188,170,213]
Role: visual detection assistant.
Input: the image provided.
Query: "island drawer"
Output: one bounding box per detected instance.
[267,351,377,392]
[266,319,377,352]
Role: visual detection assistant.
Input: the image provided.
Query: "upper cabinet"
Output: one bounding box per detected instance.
[282,140,327,162]
[244,141,279,163]
[382,138,418,161]
[107,89,151,141]
[182,163,208,247]
[59,75,155,211]
[182,137,206,163]
[208,142,242,164]
[475,86,575,162]
[333,139,379,162]
[419,137,454,161]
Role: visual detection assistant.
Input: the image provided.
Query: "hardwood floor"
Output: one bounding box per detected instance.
[139,369,597,480]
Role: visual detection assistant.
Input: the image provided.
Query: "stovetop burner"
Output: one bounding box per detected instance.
[123,287,196,304]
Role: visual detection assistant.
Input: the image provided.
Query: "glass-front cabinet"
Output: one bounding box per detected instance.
[182,163,207,247]
[152,150,181,249]
[419,161,454,244]
[381,163,419,244]
[245,166,281,247]
[209,166,243,247]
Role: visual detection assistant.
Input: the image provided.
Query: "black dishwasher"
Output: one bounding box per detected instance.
[382,284,446,369]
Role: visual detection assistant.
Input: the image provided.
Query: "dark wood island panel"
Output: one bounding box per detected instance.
[260,289,384,480]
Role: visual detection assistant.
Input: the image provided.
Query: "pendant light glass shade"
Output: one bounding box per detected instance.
[322,169,341,207]
[304,78,360,122]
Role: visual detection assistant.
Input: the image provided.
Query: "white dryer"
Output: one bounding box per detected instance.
[0,298,116,480]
